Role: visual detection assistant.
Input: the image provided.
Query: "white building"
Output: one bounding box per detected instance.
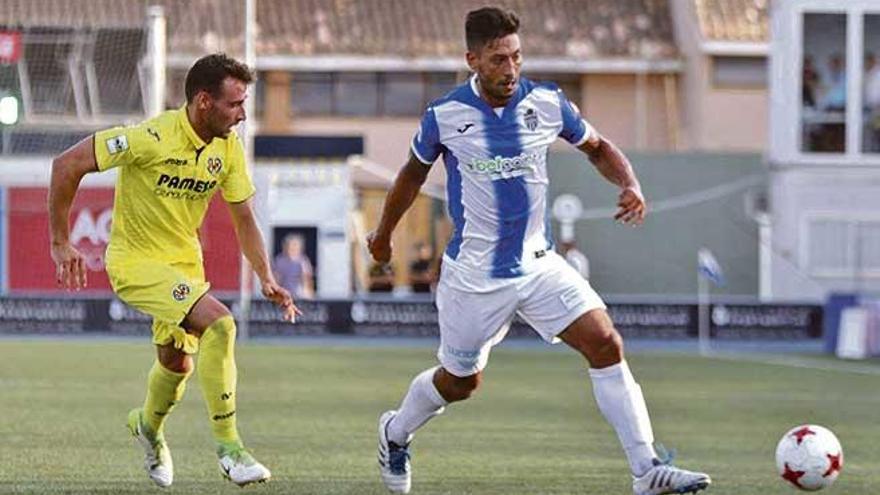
[769,0,880,301]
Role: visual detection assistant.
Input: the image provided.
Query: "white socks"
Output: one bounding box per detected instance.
[387,366,448,445]
[386,361,656,477]
[589,360,657,477]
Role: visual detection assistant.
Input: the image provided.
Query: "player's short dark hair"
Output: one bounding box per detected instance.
[465,6,520,52]
[185,53,254,103]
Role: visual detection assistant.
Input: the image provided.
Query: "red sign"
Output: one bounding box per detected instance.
[0,32,21,64]
[8,188,241,293]
[9,187,114,292]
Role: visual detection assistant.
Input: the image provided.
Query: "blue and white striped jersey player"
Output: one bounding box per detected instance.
[367,7,711,495]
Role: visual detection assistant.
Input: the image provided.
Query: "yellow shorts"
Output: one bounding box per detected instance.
[106,257,211,354]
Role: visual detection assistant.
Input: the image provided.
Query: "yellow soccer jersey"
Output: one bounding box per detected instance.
[95,106,255,265]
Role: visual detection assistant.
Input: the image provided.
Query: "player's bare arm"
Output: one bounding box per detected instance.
[48,135,100,290]
[367,152,431,263]
[226,198,300,321]
[577,135,646,225]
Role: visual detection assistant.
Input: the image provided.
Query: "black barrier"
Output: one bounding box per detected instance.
[710,303,823,339]
[607,304,696,338]
[0,296,824,340]
[349,300,439,337]
[0,298,90,333]
[239,299,336,336]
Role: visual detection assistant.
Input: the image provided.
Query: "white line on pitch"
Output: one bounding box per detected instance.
[706,352,880,376]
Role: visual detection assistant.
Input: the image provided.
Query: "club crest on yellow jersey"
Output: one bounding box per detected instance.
[171,282,191,301]
[207,157,223,176]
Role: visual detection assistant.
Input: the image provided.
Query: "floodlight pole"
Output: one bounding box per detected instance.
[146,5,166,117]
[697,264,711,357]
[237,0,257,340]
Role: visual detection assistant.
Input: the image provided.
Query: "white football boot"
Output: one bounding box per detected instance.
[632,458,712,495]
[127,408,173,488]
[378,410,412,494]
[218,446,272,486]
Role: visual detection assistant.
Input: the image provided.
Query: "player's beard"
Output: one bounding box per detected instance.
[209,118,234,139]
[481,74,518,105]
[204,106,236,139]
[498,77,517,98]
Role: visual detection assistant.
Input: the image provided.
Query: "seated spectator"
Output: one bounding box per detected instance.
[821,54,846,111]
[368,262,395,293]
[803,55,819,108]
[809,53,846,152]
[409,242,435,293]
[865,52,880,151]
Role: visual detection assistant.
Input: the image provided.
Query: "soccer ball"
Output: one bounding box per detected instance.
[775,424,843,491]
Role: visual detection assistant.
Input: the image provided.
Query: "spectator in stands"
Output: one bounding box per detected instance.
[802,55,819,108]
[408,242,435,293]
[368,261,395,293]
[809,53,846,152]
[865,53,880,106]
[273,234,314,299]
[864,52,880,152]
[821,53,847,111]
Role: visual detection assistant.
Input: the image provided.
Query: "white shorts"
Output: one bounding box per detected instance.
[436,251,606,377]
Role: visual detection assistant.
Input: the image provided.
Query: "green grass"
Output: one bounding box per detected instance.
[0,339,878,494]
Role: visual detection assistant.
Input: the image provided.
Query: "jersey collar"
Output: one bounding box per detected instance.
[468,74,526,120]
[469,74,481,98]
[177,105,207,149]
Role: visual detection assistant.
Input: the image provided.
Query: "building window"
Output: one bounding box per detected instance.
[801,13,847,153]
[291,72,333,116]
[807,219,851,274]
[711,56,766,88]
[25,37,75,115]
[807,218,880,278]
[425,73,459,104]
[290,72,461,117]
[863,14,880,153]
[336,73,379,116]
[382,73,424,116]
[859,221,880,273]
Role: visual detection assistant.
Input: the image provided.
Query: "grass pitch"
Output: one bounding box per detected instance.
[0,338,877,494]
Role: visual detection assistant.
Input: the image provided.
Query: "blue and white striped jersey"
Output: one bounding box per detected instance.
[412,75,597,279]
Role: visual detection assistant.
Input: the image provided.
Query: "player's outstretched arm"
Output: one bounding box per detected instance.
[48,136,100,290]
[226,198,301,322]
[367,152,431,263]
[577,135,646,225]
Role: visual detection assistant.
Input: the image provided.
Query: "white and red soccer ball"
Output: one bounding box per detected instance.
[775,424,843,491]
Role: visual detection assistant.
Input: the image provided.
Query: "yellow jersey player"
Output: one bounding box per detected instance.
[48,53,298,488]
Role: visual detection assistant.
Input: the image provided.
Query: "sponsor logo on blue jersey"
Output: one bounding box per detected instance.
[466,149,543,177]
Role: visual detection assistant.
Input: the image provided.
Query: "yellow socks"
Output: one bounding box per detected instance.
[142,316,243,452]
[143,360,191,434]
[197,315,242,449]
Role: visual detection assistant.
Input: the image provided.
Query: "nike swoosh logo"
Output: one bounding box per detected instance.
[457,123,474,133]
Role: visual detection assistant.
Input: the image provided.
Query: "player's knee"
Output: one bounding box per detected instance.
[437,369,481,402]
[158,351,193,374]
[588,329,624,368]
[456,373,481,398]
[204,315,236,342]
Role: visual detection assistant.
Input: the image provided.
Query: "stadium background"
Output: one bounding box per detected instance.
[0,1,878,494]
